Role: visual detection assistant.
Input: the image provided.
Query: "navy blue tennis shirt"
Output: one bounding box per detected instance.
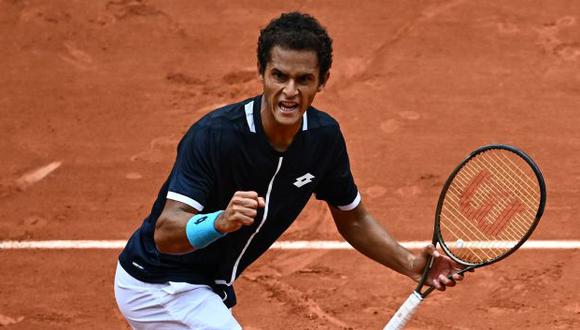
[119,95,360,307]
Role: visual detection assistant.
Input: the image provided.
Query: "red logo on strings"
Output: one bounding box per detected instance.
[459,170,525,236]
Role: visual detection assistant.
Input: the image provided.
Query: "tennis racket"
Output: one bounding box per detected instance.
[384,144,546,330]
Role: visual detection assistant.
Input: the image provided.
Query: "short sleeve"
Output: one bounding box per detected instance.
[314,130,361,211]
[166,126,215,211]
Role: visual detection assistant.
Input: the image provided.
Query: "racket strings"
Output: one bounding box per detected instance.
[443,181,523,261]
[439,149,541,264]
[452,166,532,239]
[441,188,508,261]
[440,198,503,262]
[495,151,539,192]
[465,159,537,237]
[447,168,527,243]
[446,177,529,252]
[481,152,539,207]
[469,153,539,231]
[448,178,523,237]
[448,153,540,244]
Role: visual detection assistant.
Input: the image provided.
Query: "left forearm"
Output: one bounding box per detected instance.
[332,205,417,279]
[331,202,466,291]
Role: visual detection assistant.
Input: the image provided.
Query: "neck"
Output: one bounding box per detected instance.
[260,99,301,152]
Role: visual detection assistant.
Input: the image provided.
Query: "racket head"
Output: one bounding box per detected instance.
[434,144,546,267]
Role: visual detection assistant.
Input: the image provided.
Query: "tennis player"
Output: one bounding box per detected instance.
[114,11,464,329]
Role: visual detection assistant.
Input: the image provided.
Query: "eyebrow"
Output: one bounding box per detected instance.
[271,68,315,79]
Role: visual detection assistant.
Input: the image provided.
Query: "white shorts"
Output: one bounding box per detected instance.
[114,262,241,330]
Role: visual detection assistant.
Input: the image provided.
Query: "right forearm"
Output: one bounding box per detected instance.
[154,213,194,254]
[154,191,263,254]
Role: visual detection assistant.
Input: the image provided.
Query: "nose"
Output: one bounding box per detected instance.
[283,80,299,97]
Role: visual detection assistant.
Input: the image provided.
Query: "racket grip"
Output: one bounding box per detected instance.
[383,291,423,330]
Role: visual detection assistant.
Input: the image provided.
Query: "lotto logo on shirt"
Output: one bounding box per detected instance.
[293,173,315,188]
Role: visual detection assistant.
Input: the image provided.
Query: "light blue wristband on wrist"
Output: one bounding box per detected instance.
[185,210,225,249]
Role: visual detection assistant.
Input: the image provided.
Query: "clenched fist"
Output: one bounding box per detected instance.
[215,191,265,233]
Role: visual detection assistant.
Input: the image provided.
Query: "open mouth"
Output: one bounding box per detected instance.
[278,101,299,114]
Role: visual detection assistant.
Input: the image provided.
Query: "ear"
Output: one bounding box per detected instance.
[258,62,264,82]
[317,71,331,92]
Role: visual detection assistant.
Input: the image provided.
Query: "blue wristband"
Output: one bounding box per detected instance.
[185,210,225,249]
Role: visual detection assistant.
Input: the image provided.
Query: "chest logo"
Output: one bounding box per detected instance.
[293,173,315,188]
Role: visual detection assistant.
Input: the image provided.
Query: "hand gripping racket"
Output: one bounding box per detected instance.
[384,144,546,330]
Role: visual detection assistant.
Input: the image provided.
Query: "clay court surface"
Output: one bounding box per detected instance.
[1,0,579,329]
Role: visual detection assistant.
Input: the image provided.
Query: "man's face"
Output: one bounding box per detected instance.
[260,46,328,129]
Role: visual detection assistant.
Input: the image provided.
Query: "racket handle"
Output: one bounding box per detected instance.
[383,291,423,330]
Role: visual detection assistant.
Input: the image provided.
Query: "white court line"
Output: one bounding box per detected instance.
[0,240,579,250]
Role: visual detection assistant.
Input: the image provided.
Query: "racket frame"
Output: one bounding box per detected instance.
[416,144,546,297]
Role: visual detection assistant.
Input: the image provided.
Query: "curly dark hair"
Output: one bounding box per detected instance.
[257,12,333,85]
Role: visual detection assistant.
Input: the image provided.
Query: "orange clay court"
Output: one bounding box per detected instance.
[1,0,579,329]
